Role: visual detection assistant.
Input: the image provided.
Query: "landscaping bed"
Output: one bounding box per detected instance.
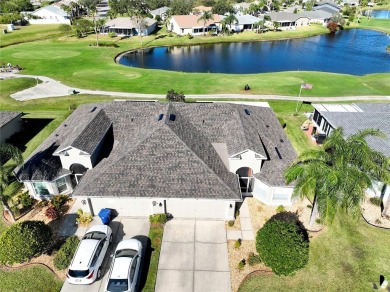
[361,196,390,229]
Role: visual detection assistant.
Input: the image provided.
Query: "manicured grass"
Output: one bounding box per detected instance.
[1,26,389,96]
[0,266,63,292]
[239,215,390,292]
[143,223,164,292]
[0,25,64,48]
[349,16,390,33]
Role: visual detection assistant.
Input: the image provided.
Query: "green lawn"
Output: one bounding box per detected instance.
[1,26,389,96]
[239,216,390,291]
[0,24,64,48]
[0,266,63,292]
[349,16,390,33]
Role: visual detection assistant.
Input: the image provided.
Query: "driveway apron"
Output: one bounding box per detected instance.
[156,219,231,292]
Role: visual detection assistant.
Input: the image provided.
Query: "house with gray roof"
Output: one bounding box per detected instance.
[150,6,170,20]
[313,1,340,14]
[311,103,390,207]
[266,12,310,30]
[220,14,264,32]
[101,17,157,36]
[24,5,70,24]
[0,111,22,144]
[14,101,296,220]
[299,10,333,25]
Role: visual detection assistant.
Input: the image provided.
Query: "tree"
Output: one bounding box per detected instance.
[169,0,194,15]
[145,0,170,10]
[79,0,102,46]
[59,24,73,37]
[255,19,265,33]
[73,18,92,37]
[0,0,32,13]
[0,220,52,265]
[273,21,280,31]
[166,89,185,102]
[256,212,309,276]
[211,0,234,15]
[0,143,22,223]
[53,236,79,270]
[327,21,339,33]
[284,128,390,225]
[197,10,214,36]
[220,13,238,33]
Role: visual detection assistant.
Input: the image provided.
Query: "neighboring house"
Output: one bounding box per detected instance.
[299,10,333,25]
[169,14,222,35]
[342,0,359,6]
[267,12,310,29]
[193,6,212,15]
[220,14,264,32]
[313,1,340,14]
[101,17,157,36]
[233,2,251,13]
[24,5,71,24]
[14,101,297,220]
[150,6,170,20]
[0,111,22,144]
[310,103,390,204]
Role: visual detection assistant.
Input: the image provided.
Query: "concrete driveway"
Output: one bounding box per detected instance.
[60,217,150,292]
[155,220,231,292]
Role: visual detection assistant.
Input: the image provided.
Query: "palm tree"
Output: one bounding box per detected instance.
[0,143,23,223]
[255,20,265,33]
[197,11,214,36]
[284,128,390,226]
[221,13,238,34]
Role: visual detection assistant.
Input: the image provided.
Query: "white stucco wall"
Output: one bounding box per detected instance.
[295,17,310,27]
[82,197,152,217]
[229,150,263,174]
[252,178,294,206]
[58,147,92,170]
[0,116,22,144]
[24,176,73,200]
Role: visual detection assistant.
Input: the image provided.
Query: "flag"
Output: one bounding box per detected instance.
[301,83,313,89]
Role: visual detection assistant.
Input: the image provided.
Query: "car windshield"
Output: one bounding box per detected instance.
[115,249,137,258]
[83,231,106,240]
[68,269,89,278]
[106,279,128,291]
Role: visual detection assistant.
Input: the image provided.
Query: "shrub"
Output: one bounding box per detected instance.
[375,218,382,225]
[307,204,313,209]
[59,24,72,37]
[235,210,240,217]
[149,213,168,224]
[369,197,382,207]
[248,252,262,266]
[76,209,92,226]
[45,206,60,220]
[315,218,322,224]
[108,32,116,38]
[234,238,242,249]
[19,192,34,208]
[53,236,79,270]
[237,259,246,270]
[276,205,285,213]
[0,221,52,265]
[256,212,309,276]
[187,33,193,39]
[51,195,69,210]
[228,220,235,227]
[89,42,119,47]
[166,89,185,102]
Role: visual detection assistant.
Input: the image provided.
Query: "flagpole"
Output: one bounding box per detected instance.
[295,85,302,114]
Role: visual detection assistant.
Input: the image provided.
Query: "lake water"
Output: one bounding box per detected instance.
[370,9,390,19]
[119,29,390,75]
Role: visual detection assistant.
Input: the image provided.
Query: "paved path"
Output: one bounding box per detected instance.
[156,219,231,292]
[2,72,389,101]
[227,199,255,241]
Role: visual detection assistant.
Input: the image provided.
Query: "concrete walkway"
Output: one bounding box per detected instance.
[2,72,389,101]
[227,199,255,241]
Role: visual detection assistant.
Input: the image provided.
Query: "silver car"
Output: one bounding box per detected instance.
[105,239,142,292]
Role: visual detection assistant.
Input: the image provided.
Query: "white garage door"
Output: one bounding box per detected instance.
[89,197,151,217]
[165,199,227,220]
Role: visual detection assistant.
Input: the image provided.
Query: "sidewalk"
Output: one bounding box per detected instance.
[226,199,255,241]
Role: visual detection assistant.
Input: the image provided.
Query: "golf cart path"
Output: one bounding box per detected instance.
[3,72,390,101]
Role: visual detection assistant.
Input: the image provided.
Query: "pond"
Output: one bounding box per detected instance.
[369,9,390,19]
[119,29,390,75]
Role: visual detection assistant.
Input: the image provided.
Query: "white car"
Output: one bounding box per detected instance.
[67,224,113,285]
[105,239,143,292]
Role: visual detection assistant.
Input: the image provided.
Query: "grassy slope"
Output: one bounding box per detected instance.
[239,216,390,292]
[0,26,389,96]
[0,266,63,292]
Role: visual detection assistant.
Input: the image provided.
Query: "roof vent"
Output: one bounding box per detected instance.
[202,120,205,124]
[280,139,284,143]
[131,118,134,122]
[64,124,67,127]
[90,107,97,113]
[266,125,269,128]
[275,147,282,159]
[169,114,176,122]
[157,114,164,121]
[244,109,251,116]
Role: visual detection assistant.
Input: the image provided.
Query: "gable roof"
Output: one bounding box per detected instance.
[171,14,222,28]
[0,111,21,128]
[105,17,156,29]
[313,103,390,157]
[268,12,309,22]
[32,5,68,17]
[299,10,333,19]
[221,14,263,25]
[150,6,169,15]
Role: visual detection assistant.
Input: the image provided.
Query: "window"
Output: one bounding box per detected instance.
[56,177,68,193]
[130,257,138,282]
[33,182,50,196]
[91,240,105,267]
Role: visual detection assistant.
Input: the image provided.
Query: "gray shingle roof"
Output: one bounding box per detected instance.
[0,111,21,128]
[150,6,169,15]
[16,102,296,198]
[268,12,308,22]
[314,103,390,157]
[299,10,333,19]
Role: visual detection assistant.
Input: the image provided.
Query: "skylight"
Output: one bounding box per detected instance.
[169,114,176,121]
